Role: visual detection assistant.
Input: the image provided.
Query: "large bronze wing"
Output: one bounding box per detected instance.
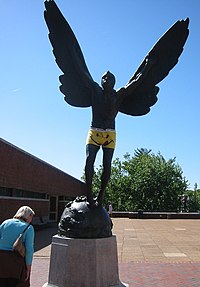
[119,18,189,116]
[44,0,95,107]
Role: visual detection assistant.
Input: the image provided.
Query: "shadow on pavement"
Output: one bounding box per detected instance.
[34,225,58,252]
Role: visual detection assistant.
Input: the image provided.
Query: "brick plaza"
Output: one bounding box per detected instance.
[31,218,200,287]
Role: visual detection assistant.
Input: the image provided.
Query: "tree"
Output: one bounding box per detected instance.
[185,183,200,212]
[89,149,188,211]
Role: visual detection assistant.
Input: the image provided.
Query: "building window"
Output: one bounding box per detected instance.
[0,187,46,199]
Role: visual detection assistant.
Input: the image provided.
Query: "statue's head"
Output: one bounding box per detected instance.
[101,71,116,90]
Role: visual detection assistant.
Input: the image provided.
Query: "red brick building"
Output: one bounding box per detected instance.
[0,138,85,224]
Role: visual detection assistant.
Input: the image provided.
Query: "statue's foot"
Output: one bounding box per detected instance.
[88,198,103,208]
[96,193,104,207]
[96,200,103,207]
[87,198,96,208]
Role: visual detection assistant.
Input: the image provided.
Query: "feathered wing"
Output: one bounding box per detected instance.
[44,0,95,107]
[119,18,189,116]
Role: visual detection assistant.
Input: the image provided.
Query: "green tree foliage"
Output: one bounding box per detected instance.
[185,183,200,211]
[91,149,188,211]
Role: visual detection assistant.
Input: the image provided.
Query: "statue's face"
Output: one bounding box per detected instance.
[101,71,115,90]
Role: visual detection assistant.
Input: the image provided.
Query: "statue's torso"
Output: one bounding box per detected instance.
[91,84,119,130]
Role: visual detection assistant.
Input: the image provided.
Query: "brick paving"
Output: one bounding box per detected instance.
[31,219,200,286]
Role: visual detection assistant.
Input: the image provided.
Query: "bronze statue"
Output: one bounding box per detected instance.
[44,0,189,207]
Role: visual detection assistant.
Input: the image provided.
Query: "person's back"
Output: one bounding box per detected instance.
[0,206,35,287]
[0,218,34,254]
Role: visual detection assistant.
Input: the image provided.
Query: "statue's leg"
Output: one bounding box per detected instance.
[85,144,100,206]
[97,147,114,206]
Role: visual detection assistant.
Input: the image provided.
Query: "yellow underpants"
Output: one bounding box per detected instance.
[86,128,116,149]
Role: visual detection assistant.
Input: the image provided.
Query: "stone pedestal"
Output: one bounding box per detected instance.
[43,235,128,287]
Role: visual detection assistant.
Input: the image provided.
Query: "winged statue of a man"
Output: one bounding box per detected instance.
[44,0,189,207]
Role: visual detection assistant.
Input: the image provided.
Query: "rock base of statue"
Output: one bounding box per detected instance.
[58,196,113,239]
[42,235,128,287]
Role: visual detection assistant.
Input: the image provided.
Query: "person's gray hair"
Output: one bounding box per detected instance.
[13,206,35,221]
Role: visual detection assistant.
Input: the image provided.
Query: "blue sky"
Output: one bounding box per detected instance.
[0,1,199,189]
